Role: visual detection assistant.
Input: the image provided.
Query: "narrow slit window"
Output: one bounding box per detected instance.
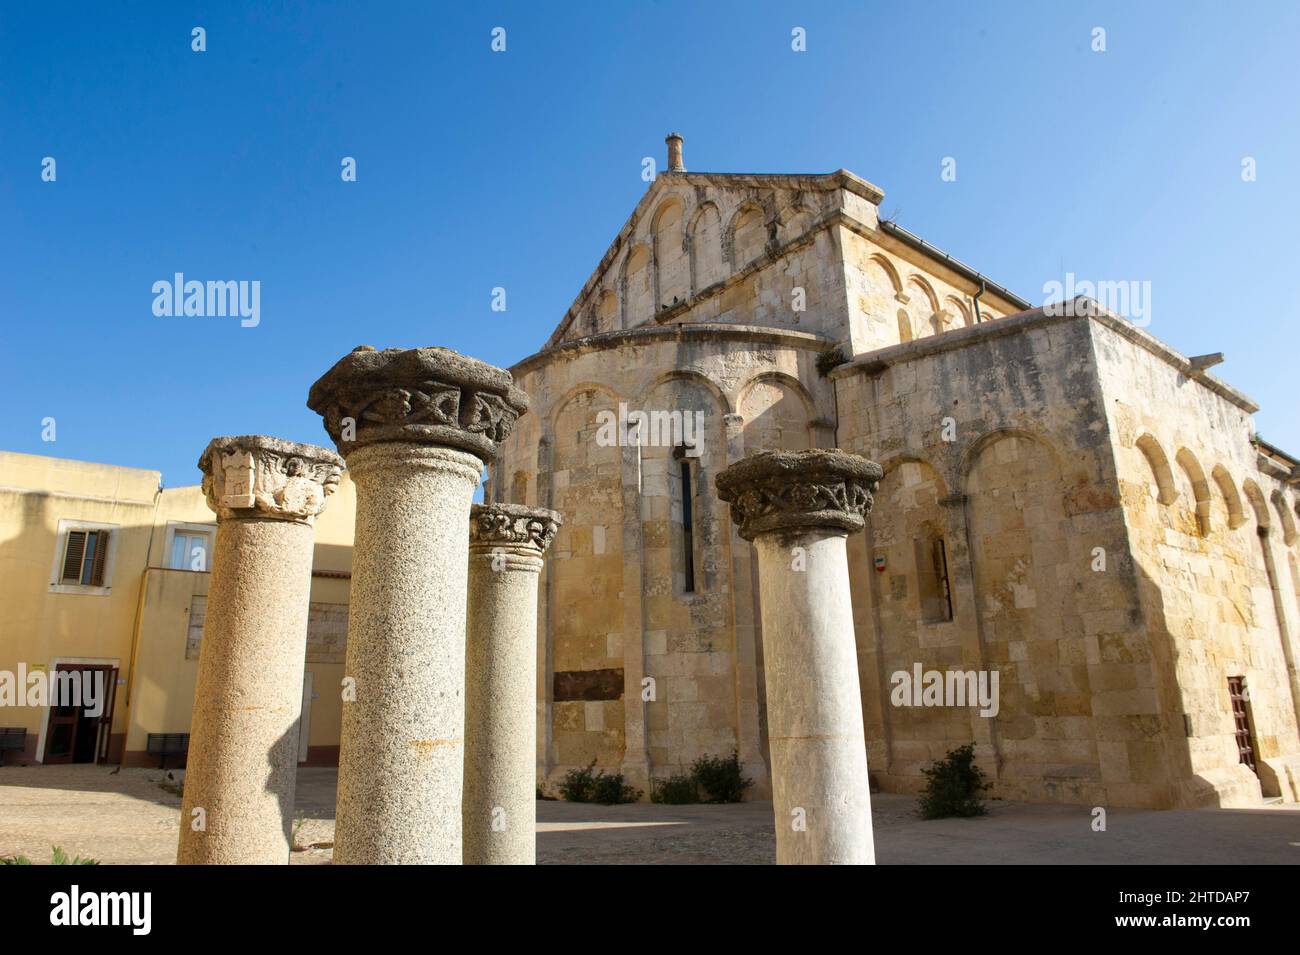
[932,538,953,621]
[914,534,953,623]
[680,457,696,593]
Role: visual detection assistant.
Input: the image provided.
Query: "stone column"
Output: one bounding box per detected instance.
[722,412,771,797]
[463,503,561,865]
[307,345,528,865]
[715,449,882,865]
[177,435,342,865]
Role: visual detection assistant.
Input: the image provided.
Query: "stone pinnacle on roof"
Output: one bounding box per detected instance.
[665,132,685,172]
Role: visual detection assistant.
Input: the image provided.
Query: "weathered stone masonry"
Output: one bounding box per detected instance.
[491,136,1300,809]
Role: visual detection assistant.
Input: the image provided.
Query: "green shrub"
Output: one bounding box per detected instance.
[815,345,848,376]
[559,760,641,804]
[691,750,752,803]
[918,742,990,819]
[51,846,99,865]
[651,773,698,804]
[591,770,641,805]
[558,761,597,803]
[3,847,98,865]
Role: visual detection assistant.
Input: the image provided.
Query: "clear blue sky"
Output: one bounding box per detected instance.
[3,2,1297,488]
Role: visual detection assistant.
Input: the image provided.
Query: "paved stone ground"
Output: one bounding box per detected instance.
[1,765,1297,865]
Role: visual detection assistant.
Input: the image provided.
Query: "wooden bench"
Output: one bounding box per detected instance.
[0,728,26,765]
[145,732,190,769]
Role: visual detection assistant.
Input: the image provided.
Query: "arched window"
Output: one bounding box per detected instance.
[674,445,697,594]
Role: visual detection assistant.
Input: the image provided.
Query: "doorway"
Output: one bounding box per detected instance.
[43,663,118,764]
[1227,676,1260,771]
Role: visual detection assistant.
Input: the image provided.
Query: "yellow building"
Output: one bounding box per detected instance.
[0,451,355,767]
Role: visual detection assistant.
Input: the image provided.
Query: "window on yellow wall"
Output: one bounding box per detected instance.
[61,529,109,586]
[169,530,212,572]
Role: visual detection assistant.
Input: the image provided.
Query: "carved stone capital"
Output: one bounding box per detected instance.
[199,435,343,523]
[715,449,882,541]
[306,345,529,463]
[469,503,562,556]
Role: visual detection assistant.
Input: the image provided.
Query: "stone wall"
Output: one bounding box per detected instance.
[1091,317,1300,805]
[546,172,1020,363]
[841,229,1005,356]
[830,306,1300,807]
[501,160,1300,810]
[830,308,1151,805]
[550,173,854,345]
[498,323,837,794]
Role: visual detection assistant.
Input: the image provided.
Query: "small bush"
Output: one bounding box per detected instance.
[691,751,752,803]
[651,773,698,804]
[591,770,641,805]
[816,345,848,376]
[559,760,641,804]
[918,743,990,819]
[51,846,99,866]
[3,847,98,865]
[558,761,597,803]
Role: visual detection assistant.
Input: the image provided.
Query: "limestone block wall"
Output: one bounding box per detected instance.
[547,385,628,771]
[498,324,836,794]
[830,309,1163,807]
[546,172,881,349]
[509,156,1300,810]
[545,169,1024,382]
[1091,318,1300,805]
[840,229,1016,357]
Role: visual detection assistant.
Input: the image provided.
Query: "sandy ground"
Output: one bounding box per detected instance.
[1,765,1297,865]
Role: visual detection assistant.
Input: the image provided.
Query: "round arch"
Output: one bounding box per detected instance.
[959,427,1065,487]
[1210,464,1247,530]
[1174,448,1213,535]
[724,201,767,271]
[637,368,733,417]
[1242,478,1270,528]
[1272,490,1297,545]
[736,370,815,423]
[866,253,903,296]
[548,381,628,432]
[875,452,952,501]
[1135,434,1178,506]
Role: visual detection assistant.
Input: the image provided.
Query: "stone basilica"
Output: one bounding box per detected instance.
[487,134,1300,809]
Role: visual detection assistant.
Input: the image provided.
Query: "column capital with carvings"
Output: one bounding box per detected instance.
[469,502,562,557]
[715,449,882,541]
[307,345,529,463]
[199,435,343,524]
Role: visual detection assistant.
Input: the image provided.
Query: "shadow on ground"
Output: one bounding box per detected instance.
[2,766,1296,864]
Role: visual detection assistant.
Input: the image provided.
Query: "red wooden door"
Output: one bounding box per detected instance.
[1228,676,1257,774]
[43,665,81,764]
[96,666,119,763]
